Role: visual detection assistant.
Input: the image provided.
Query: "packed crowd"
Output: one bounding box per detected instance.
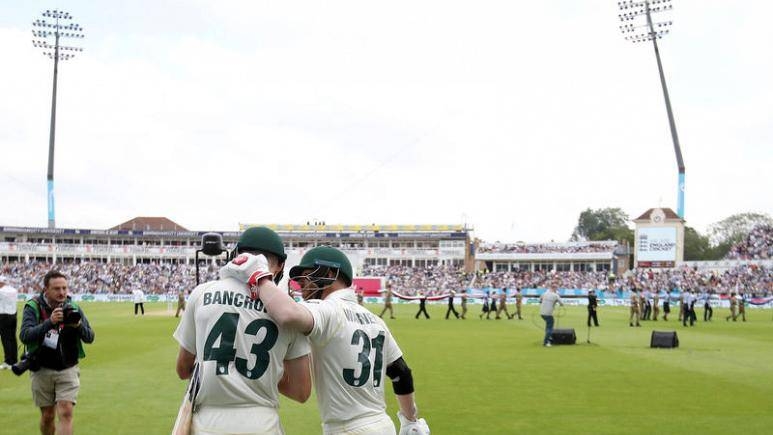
[0,261,219,295]
[362,263,772,298]
[360,264,472,296]
[1,258,770,298]
[476,241,617,254]
[725,225,773,260]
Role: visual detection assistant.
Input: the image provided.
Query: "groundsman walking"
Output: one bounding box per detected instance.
[629,289,641,327]
[726,292,738,321]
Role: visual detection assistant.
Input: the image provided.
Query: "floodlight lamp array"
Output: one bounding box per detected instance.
[618,0,672,21]
[620,20,672,34]
[625,29,671,43]
[42,9,71,20]
[618,0,674,43]
[31,10,85,61]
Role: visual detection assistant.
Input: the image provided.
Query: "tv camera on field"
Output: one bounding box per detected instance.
[195,233,229,286]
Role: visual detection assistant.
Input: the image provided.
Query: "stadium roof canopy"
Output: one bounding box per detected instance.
[240,223,467,233]
[633,208,683,223]
[110,217,188,232]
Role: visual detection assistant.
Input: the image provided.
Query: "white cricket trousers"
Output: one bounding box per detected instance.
[322,413,396,435]
[192,405,284,435]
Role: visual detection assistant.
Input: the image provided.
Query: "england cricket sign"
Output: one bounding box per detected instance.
[636,226,678,267]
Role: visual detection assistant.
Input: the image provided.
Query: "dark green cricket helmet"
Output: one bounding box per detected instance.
[236,226,287,261]
[290,246,353,287]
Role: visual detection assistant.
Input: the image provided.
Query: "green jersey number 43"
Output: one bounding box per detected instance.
[203,313,278,379]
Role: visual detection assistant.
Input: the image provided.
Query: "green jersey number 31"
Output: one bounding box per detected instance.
[343,329,385,388]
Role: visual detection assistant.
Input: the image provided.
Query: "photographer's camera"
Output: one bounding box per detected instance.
[12,352,37,376]
[62,302,82,324]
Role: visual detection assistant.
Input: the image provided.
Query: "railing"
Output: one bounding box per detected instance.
[0,242,466,260]
[475,252,615,261]
[680,259,773,271]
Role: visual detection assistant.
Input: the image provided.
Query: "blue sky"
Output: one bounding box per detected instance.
[1,0,771,242]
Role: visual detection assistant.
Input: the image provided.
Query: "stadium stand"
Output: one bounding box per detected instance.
[725,225,773,260]
[476,241,617,254]
[0,218,770,299]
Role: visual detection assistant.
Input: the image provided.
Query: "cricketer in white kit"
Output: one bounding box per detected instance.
[174,227,312,435]
[246,246,430,435]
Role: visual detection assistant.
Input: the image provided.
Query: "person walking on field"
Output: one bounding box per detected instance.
[514,288,523,320]
[486,291,497,320]
[683,289,696,327]
[642,289,651,321]
[629,289,641,327]
[20,270,95,435]
[445,290,459,319]
[737,292,747,322]
[479,290,490,319]
[702,289,713,322]
[378,284,396,320]
[587,289,599,327]
[0,275,19,370]
[415,292,430,319]
[175,289,186,318]
[726,292,738,321]
[539,282,564,347]
[496,288,512,320]
[662,289,671,321]
[460,289,468,319]
[132,287,145,316]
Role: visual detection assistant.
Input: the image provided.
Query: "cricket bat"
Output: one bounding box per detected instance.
[172,362,201,435]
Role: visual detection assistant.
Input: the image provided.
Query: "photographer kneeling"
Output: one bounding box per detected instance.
[19,270,95,435]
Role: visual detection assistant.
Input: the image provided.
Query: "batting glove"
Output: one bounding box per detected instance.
[398,411,430,435]
[220,253,273,300]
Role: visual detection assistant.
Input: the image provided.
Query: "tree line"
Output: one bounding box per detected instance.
[570,208,772,261]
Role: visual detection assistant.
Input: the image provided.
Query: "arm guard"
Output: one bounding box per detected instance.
[386,356,414,395]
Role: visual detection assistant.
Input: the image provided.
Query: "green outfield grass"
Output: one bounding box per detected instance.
[1,301,772,434]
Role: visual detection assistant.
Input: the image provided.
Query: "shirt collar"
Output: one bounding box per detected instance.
[325,287,356,302]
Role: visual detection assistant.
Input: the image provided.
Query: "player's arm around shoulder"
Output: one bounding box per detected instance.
[257,279,314,335]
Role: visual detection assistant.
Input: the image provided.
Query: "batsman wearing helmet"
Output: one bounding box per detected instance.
[173,227,312,435]
[246,246,430,435]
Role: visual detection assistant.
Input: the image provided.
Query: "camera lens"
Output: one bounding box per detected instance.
[12,358,31,376]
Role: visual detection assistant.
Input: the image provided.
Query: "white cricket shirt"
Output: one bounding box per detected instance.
[173,277,311,409]
[303,288,403,426]
[0,285,18,315]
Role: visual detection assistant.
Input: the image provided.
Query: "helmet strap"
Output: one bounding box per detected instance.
[296,266,339,300]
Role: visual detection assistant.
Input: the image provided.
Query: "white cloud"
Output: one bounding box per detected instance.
[1,1,770,241]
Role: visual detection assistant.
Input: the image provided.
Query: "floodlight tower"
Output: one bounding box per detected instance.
[32,10,85,228]
[618,0,685,219]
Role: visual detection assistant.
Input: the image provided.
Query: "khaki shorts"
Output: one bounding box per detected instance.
[323,413,396,435]
[193,405,283,435]
[31,366,80,407]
